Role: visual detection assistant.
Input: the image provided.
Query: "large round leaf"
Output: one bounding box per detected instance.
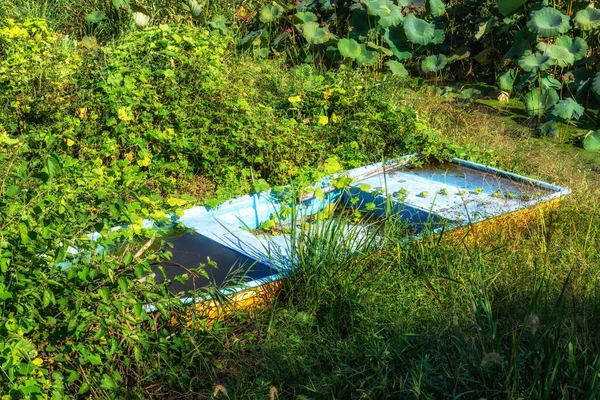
[338,38,362,59]
[527,7,570,37]
[497,69,516,91]
[383,26,412,60]
[387,60,409,77]
[498,0,525,17]
[301,22,333,44]
[431,28,445,45]
[364,0,404,28]
[518,51,554,73]
[583,130,600,151]
[295,12,317,23]
[554,36,588,61]
[356,44,378,65]
[429,0,445,17]
[551,98,584,121]
[259,4,284,23]
[524,88,558,117]
[574,8,600,31]
[536,42,574,67]
[85,11,106,23]
[422,54,447,73]
[403,14,435,46]
[349,10,371,39]
[502,28,533,60]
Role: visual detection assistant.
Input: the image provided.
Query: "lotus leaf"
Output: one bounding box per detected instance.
[527,7,570,37]
[383,26,412,60]
[502,28,533,60]
[431,29,445,45]
[387,60,409,77]
[539,120,559,137]
[422,54,447,73]
[85,11,106,23]
[498,0,525,17]
[302,21,333,44]
[554,36,588,61]
[356,44,378,65]
[583,130,600,151]
[338,38,362,59]
[524,88,558,117]
[429,0,445,17]
[518,51,554,73]
[541,75,562,90]
[209,15,227,33]
[295,12,318,23]
[403,14,435,46]
[574,8,600,30]
[497,69,516,91]
[551,98,584,121]
[364,0,404,28]
[259,4,284,23]
[536,42,574,67]
[349,10,371,39]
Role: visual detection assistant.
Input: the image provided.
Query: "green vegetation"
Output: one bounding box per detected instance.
[1,0,600,398]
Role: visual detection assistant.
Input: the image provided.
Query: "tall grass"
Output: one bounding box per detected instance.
[215,187,600,398]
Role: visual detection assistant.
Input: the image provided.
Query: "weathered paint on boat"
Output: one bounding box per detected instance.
[59,155,571,318]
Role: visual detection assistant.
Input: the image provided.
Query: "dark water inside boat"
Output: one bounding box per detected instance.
[150,232,276,294]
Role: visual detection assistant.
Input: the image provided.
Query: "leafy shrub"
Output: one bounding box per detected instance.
[0,18,81,127]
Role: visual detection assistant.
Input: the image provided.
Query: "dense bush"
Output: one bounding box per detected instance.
[0,17,454,397]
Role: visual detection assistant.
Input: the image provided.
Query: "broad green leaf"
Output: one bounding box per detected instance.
[295,12,318,23]
[383,26,412,60]
[356,44,378,65]
[301,22,333,44]
[551,98,584,121]
[541,75,562,90]
[539,120,559,137]
[338,38,362,59]
[554,36,588,61]
[475,17,494,40]
[403,14,435,46]
[527,7,570,37]
[431,28,445,45]
[314,187,325,200]
[85,11,106,23]
[497,69,516,91]
[574,7,600,30]
[524,88,558,117]
[209,15,227,33]
[5,185,19,197]
[387,60,409,77]
[100,374,118,390]
[252,178,270,193]
[429,0,445,17]
[498,0,525,17]
[583,130,600,151]
[422,54,447,73]
[349,10,371,39]
[259,4,284,23]
[47,156,60,178]
[364,0,403,28]
[502,28,533,60]
[518,51,554,73]
[535,42,574,67]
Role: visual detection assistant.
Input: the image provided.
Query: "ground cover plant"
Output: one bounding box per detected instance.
[1,0,600,398]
